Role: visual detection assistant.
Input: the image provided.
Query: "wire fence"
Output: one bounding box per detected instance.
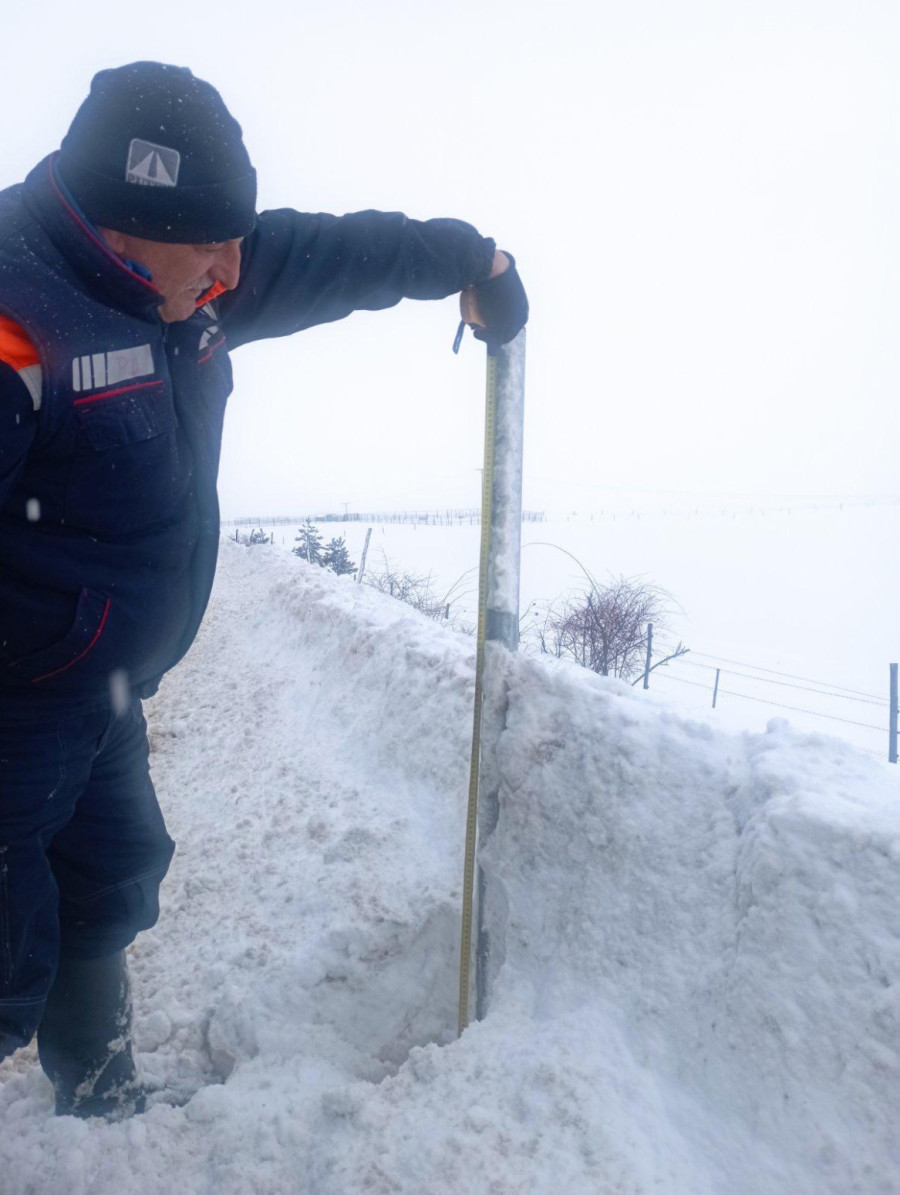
[222,509,547,528]
[650,670,886,731]
[645,634,898,759]
[661,656,889,707]
[657,646,887,702]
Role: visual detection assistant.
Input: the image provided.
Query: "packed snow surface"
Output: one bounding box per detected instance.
[1,539,898,1193]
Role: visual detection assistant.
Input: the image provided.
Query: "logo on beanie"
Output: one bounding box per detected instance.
[126,139,181,188]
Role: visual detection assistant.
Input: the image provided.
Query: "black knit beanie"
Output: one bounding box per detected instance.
[56,62,257,243]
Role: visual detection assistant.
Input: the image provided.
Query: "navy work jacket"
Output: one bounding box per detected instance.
[0,155,495,706]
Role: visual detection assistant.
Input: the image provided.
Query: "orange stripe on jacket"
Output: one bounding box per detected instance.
[0,315,40,371]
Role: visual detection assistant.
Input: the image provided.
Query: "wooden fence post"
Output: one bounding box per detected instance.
[357,527,372,585]
[643,623,653,690]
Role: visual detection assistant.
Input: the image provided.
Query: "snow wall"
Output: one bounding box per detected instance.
[1,538,897,1194]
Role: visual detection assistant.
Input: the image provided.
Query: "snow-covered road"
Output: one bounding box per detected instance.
[1,539,898,1193]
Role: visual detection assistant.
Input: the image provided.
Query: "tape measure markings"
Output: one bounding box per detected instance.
[458,350,498,1035]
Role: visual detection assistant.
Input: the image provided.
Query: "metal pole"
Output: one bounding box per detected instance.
[483,337,525,657]
[712,668,721,709]
[459,330,526,1034]
[476,333,525,1023]
[890,664,898,764]
[643,623,653,689]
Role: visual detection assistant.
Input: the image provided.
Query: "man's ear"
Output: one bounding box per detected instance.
[97,227,128,254]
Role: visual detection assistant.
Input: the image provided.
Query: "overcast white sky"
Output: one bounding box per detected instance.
[2,0,897,516]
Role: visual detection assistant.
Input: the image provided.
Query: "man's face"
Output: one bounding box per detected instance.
[99,230,243,322]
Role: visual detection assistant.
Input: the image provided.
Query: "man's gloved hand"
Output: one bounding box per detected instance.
[460,251,528,347]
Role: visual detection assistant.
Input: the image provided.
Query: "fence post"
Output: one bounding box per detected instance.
[643,623,653,689]
[356,527,372,585]
[712,668,721,709]
[890,664,898,764]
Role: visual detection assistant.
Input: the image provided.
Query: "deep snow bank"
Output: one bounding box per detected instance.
[0,539,897,1194]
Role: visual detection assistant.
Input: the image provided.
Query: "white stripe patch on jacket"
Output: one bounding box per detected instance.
[71,344,154,393]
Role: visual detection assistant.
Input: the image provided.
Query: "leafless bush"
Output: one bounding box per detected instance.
[364,551,447,619]
[364,552,475,630]
[530,575,677,680]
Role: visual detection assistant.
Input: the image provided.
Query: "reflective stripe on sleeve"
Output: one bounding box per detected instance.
[0,316,42,411]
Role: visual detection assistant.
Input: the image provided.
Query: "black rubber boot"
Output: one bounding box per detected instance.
[37,950,146,1119]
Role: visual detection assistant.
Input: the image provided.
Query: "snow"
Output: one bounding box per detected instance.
[250,502,900,757]
[486,332,525,621]
[1,537,898,1193]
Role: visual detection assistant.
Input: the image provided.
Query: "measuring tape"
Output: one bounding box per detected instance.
[458,347,498,1035]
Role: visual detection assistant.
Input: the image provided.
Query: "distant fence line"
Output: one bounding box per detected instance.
[222,510,547,527]
[648,633,898,762]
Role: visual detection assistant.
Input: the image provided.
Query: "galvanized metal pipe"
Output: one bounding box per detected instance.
[475,331,525,1022]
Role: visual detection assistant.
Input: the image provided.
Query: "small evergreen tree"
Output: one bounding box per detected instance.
[293,519,323,564]
[322,536,357,577]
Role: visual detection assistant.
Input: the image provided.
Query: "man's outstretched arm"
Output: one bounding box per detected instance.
[218,208,521,348]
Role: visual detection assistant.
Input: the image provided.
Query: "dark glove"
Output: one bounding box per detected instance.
[471,254,528,347]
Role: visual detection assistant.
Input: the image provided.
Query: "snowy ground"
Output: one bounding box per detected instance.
[1,538,898,1193]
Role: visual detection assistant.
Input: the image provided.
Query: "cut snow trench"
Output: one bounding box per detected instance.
[137,553,476,1095]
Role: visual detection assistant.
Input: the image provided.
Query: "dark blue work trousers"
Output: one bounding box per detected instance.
[0,698,174,1059]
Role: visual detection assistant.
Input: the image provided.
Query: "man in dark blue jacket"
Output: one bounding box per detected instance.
[0,61,527,1118]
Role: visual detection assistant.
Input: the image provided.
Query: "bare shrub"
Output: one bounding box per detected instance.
[532,575,680,680]
[363,552,478,630]
[364,551,446,619]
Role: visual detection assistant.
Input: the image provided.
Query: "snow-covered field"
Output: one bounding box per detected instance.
[1,537,898,1193]
[241,500,900,758]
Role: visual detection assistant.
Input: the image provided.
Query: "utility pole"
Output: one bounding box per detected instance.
[890,664,898,764]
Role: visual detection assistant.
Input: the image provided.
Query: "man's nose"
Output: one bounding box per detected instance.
[211,240,242,290]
